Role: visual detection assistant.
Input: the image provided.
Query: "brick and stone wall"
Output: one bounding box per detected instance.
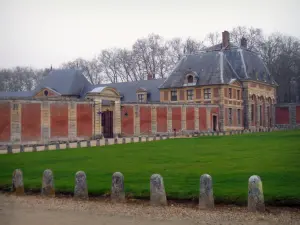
[120,103,220,136]
[275,103,300,128]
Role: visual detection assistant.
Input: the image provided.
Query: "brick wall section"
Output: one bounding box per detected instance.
[77,104,93,138]
[50,103,69,138]
[21,103,41,141]
[199,107,207,130]
[186,107,195,130]
[121,105,134,136]
[275,107,289,124]
[0,102,11,142]
[140,106,152,135]
[297,106,300,124]
[156,107,167,133]
[172,107,181,131]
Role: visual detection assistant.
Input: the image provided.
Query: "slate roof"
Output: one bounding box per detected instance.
[90,78,165,103]
[35,69,91,97]
[0,91,34,99]
[159,45,276,89]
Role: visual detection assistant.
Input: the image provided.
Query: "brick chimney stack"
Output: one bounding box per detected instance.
[222,31,230,49]
[147,73,153,80]
[240,37,247,49]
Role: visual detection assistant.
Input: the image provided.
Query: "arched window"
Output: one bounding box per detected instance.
[187,75,193,83]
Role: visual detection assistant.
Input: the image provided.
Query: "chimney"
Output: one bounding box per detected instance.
[240,37,247,49]
[222,31,230,49]
[147,73,153,80]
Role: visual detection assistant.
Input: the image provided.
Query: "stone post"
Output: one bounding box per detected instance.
[41,169,55,197]
[195,106,199,131]
[150,174,167,206]
[167,106,172,133]
[134,105,140,136]
[206,108,211,131]
[68,101,77,140]
[111,172,125,202]
[11,102,21,142]
[74,171,88,200]
[181,105,186,132]
[199,174,214,209]
[12,169,24,195]
[248,175,265,212]
[41,101,50,143]
[7,145,12,154]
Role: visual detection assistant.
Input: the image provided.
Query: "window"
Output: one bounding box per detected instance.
[237,90,240,100]
[138,94,144,102]
[237,109,241,125]
[229,108,232,125]
[204,88,211,99]
[187,89,193,100]
[229,88,232,99]
[171,90,177,101]
[251,104,254,122]
[187,75,193,83]
[44,90,49,96]
[13,104,18,110]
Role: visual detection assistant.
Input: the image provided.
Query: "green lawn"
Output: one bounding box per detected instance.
[0,130,300,205]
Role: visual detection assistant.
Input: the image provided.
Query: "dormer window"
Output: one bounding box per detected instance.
[187,75,193,83]
[138,94,144,102]
[136,87,147,102]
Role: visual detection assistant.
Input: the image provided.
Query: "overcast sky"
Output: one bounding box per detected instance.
[0,0,299,69]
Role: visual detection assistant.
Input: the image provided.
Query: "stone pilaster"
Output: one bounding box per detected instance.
[68,101,77,140]
[167,106,172,132]
[93,100,102,138]
[195,107,199,131]
[114,101,121,136]
[219,87,225,131]
[134,105,140,136]
[264,103,269,127]
[242,85,251,129]
[151,105,157,134]
[206,108,211,131]
[256,103,260,127]
[41,101,50,143]
[271,104,275,127]
[289,104,296,126]
[181,105,186,131]
[11,102,21,143]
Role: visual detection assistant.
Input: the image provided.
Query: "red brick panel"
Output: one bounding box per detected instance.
[21,103,41,141]
[224,88,228,98]
[179,90,184,101]
[233,89,236,99]
[196,89,201,99]
[275,107,289,125]
[186,107,195,130]
[199,107,207,130]
[77,104,93,137]
[213,88,219,98]
[172,107,181,131]
[140,106,151,135]
[225,108,228,126]
[296,106,300,124]
[233,108,237,126]
[121,105,134,136]
[0,102,11,142]
[51,103,68,138]
[157,107,167,133]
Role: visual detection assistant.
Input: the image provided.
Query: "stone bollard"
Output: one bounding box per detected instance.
[44,144,49,151]
[41,169,55,197]
[105,139,108,145]
[56,143,60,150]
[130,137,134,143]
[87,140,91,147]
[248,175,265,212]
[96,139,100,146]
[77,141,81,148]
[66,142,70,149]
[160,135,163,140]
[122,137,126,144]
[111,172,125,202]
[199,174,214,209]
[114,138,118,144]
[146,136,149,142]
[33,145,37,152]
[150,174,167,206]
[7,145,12,154]
[153,136,156,141]
[74,171,88,200]
[139,136,142,142]
[20,145,24,153]
[12,169,24,195]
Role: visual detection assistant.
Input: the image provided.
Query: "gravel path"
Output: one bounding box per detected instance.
[1,193,300,225]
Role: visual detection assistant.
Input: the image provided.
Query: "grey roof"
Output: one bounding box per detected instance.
[205,42,238,51]
[160,46,276,89]
[90,78,165,103]
[35,69,91,97]
[0,91,34,99]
